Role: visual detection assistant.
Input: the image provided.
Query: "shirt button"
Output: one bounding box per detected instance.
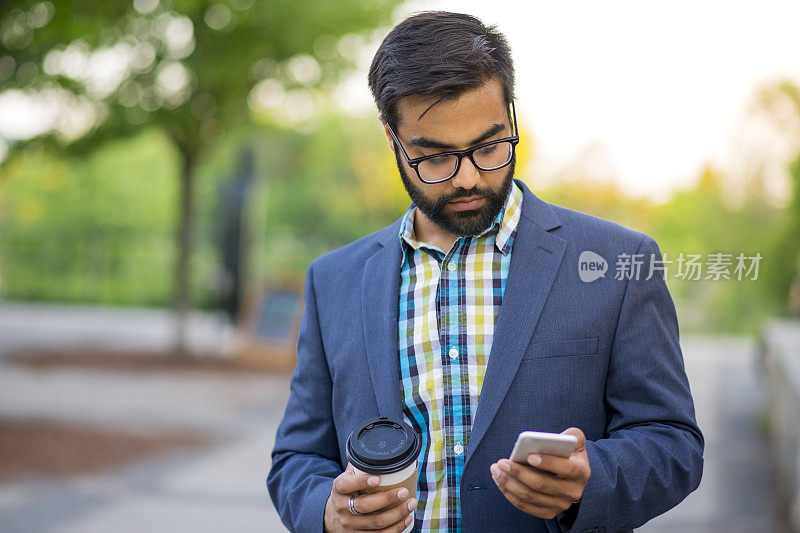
[454,442,464,455]
[448,346,459,359]
[447,261,457,272]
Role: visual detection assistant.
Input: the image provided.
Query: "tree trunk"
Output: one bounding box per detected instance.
[174,150,195,357]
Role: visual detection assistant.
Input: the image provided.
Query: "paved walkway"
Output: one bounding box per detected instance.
[0,368,290,532]
[0,303,287,532]
[638,336,787,532]
[0,304,787,531]
[0,302,234,357]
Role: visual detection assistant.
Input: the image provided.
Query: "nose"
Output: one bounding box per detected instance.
[450,155,480,190]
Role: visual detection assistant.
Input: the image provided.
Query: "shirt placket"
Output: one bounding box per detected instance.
[436,237,470,529]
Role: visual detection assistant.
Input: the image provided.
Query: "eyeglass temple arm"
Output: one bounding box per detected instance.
[510,100,518,137]
[383,118,416,166]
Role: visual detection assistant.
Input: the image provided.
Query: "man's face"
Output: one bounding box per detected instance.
[384,78,515,237]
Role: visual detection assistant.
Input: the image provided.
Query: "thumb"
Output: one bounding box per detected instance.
[562,427,586,453]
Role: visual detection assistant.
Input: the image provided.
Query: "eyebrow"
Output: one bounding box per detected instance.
[407,122,507,150]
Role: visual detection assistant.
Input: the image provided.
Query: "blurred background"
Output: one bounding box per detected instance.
[1,0,799,531]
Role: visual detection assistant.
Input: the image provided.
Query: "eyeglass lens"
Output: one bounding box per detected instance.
[417,141,513,182]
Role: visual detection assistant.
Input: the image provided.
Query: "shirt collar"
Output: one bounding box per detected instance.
[398,180,523,256]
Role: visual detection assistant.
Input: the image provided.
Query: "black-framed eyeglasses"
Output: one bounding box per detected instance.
[384,100,519,184]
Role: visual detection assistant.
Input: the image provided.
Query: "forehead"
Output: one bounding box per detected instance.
[394,78,509,143]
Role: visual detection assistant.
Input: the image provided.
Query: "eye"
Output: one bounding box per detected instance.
[476,144,498,156]
[427,155,451,166]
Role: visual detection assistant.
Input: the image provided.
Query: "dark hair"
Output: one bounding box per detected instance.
[368,11,515,130]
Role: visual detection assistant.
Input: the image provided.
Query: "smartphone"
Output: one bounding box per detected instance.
[509,431,578,463]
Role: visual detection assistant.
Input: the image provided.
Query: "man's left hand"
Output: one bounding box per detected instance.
[490,427,591,520]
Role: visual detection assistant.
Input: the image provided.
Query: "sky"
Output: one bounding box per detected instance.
[339,0,800,201]
[2,1,799,201]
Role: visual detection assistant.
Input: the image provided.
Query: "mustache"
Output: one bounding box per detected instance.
[438,189,493,204]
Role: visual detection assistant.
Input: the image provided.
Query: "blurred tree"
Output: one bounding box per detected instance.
[0,128,179,305]
[0,0,400,354]
[755,81,800,309]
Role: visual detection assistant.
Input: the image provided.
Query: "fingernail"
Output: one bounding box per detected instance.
[408,498,417,512]
[498,460,510,473]
[405,515,413,526]
[397,487,409,499]
[490,464,500,476]
[368,476,380,486]
[529,454,542,466]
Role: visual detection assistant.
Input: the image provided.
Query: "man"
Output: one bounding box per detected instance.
[268,11,703,533]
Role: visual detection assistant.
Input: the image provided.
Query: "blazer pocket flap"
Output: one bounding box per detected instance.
[522,337,599,360]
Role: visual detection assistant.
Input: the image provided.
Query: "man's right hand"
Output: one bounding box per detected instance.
[323,464,417,532]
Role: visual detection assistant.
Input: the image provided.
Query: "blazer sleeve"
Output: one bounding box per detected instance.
[550,235,704,533]
[267,262,343,532]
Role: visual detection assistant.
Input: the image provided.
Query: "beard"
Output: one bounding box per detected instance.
[395,149,515,237]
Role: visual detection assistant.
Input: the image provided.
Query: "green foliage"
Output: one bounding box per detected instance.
[0,0,401,326]
[0,112,409,306]
[1,0,401,158]
[0,127,179,304]
[189,112,410,288]
[762,154,800,306]
[536,164,789,334]
[253,115,409,279]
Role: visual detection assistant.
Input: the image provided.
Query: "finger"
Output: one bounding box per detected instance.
[526,453,582,480]
[492,464,572,512]
[360,510,415,533]
[346,497,417,531]
[352,486,414,515]
[333,469,381,495]
[561,427,586,452]
[493,463,573,507]
[497,481,561,520]
[495,459,574,498]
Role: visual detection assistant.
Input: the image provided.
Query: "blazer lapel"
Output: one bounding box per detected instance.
[359,180,566,459]
[361,223,406,420]
[466,181,567,465]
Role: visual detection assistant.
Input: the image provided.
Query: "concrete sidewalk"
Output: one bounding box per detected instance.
[1,429,286,533]
[0,302,289,532]
[0,302,233,357]
[0,366,290,532]
[638,336,786,532]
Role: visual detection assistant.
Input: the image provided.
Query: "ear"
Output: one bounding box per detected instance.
[379,118,396,154]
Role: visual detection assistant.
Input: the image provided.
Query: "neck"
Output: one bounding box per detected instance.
[413,208,460,252]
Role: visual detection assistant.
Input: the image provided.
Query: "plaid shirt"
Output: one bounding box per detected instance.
[397,181,523,532]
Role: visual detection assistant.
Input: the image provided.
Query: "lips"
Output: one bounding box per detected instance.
[450,196,483,204]
[449,196,485,211]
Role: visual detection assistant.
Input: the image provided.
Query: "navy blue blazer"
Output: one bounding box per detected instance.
[268,179,703,533]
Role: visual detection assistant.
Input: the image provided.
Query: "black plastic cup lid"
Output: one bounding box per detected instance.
[346,417,420,475]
